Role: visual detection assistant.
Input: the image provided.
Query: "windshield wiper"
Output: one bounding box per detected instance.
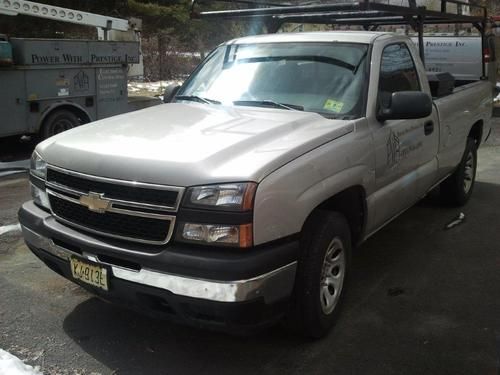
[233,100,304,111]
[175,95,221,104]
[232,56,356,72]
[353,50,368,75]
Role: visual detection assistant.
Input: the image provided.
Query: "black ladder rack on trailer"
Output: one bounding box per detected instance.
[191,0,489,76]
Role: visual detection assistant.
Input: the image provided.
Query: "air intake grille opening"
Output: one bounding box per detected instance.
[50,195,171,243]
[47,169,179,208]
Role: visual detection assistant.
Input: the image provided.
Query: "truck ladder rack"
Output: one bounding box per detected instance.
[191,0,488,70]
[192,0,486,26]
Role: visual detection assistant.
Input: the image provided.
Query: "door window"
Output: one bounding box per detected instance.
[379,43,420,108]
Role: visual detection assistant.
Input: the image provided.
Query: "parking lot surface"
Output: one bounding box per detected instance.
[1,124,499,375]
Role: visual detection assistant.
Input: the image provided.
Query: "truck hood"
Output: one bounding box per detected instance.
[38,103,354,187]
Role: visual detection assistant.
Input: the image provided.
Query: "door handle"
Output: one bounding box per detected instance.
[424,120,434,136]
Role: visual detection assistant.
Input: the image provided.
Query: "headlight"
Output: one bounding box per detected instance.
[178,223,252,248]
[29,151,50,210]
[184,182,257,211]
[30,151,47,180]
[178,182,256,247]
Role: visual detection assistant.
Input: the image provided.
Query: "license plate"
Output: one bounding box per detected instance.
[70,257,109,291]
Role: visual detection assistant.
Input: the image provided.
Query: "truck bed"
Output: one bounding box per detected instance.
[433,79,492,174]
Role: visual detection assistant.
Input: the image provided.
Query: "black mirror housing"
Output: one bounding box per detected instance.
[378,91,432,121]
[163,84,181,103]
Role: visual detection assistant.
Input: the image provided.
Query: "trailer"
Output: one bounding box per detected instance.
[0,1,142,139]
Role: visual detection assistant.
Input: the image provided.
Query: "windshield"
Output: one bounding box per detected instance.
[177,42,369,119]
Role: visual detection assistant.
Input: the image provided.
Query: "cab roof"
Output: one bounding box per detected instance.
[226,31,391,45]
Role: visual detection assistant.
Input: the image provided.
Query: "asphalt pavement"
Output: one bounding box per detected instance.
[1,123,499,375]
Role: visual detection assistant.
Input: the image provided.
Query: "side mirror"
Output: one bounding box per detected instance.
[377,91,432,121]
[163,84,181,103]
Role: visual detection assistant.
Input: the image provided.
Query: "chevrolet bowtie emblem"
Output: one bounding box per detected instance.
[79,192,111,213]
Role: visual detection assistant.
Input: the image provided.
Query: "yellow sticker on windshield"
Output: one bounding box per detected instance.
[323,99,344,113]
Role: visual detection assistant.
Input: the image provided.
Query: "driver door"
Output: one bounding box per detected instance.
[369,42,429,231]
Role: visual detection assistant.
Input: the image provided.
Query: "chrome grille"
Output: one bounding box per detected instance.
[46,167,181,210]
[45,166,184,245]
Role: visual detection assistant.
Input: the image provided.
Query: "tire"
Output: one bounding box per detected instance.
[440,138,477,206]
[287,211,351,338]
[41,109,80,140]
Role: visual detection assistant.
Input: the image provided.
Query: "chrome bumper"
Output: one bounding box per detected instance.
[22,225,297,304]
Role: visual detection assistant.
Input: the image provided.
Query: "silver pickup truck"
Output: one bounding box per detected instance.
[19,31,493,337]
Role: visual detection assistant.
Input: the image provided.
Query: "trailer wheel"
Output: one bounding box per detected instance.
[41,109,80,140]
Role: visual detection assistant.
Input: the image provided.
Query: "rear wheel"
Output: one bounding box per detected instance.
[440,138,477,206]
[41,109,80,140]
[287,211,351,338]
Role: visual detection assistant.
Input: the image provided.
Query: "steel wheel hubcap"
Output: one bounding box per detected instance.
[320,237,346,315]
[463,151,475,194]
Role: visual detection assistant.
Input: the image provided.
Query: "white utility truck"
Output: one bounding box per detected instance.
[0,0,141,139]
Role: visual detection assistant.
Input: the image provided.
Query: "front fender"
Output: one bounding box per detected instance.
[253,130,375,245]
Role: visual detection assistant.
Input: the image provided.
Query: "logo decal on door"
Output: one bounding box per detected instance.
[386,131,401,168]
[386,128,424,169]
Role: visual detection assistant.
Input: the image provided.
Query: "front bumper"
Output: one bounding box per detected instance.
[19,201,298,331]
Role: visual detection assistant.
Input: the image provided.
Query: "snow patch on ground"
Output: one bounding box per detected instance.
[0,349,42,375]
[0,159,30,177]
[495,83,500,103]
[0,169,28,178]
[0,223,21,236]
[128,80,180,97]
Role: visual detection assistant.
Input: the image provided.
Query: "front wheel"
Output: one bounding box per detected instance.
[440,138,477,206]
[287,211,351,338]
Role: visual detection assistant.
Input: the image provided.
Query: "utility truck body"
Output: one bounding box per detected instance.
[0,0,142,139]
[0,38,139,139]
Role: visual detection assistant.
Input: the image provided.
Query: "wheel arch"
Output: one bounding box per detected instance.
[302,185,367,247]
[468,120,483,146]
